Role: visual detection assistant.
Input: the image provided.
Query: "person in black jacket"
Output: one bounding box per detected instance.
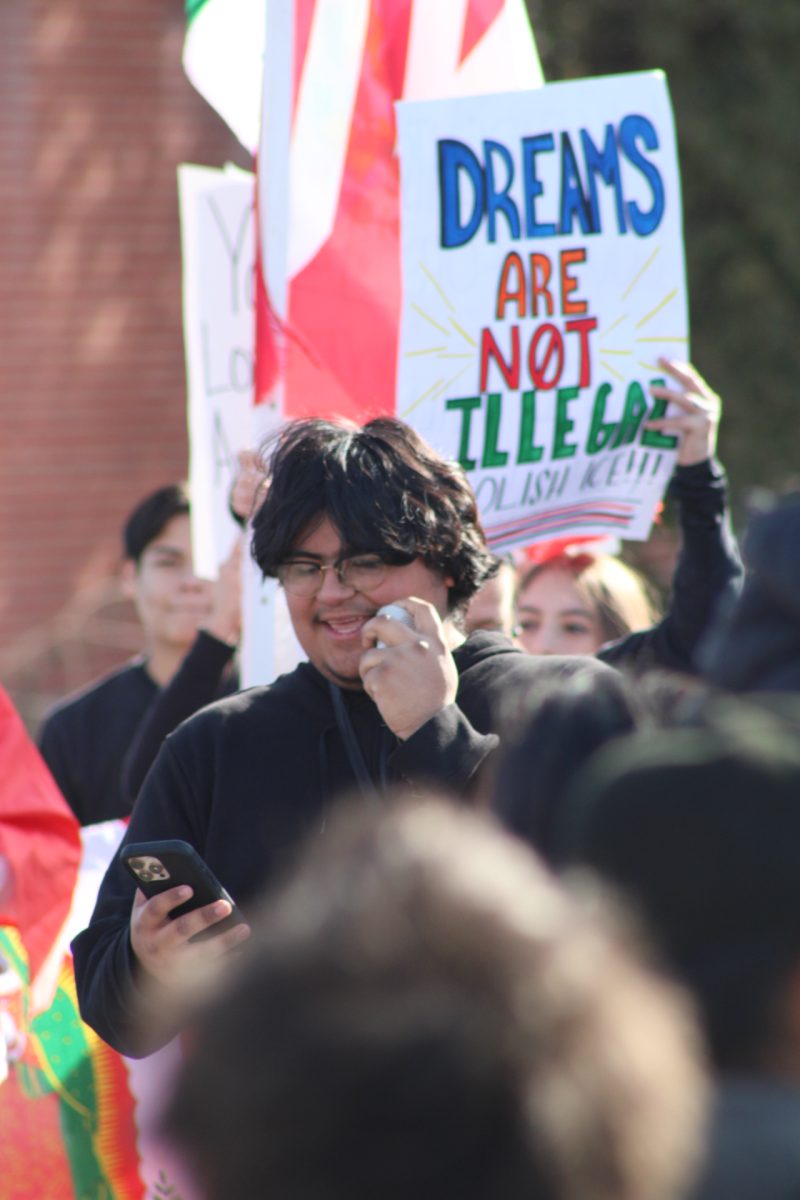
[72,416,616,1057]
[39,484,240,825]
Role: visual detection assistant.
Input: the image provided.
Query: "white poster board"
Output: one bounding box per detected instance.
[179,163,257,578]
[180,164,304,688]
[397,71,688,552]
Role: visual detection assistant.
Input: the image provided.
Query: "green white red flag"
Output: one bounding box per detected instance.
[0,684,81,1004]
[0,690,196,1197]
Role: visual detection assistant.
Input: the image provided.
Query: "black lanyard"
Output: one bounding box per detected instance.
[328,682,391,801]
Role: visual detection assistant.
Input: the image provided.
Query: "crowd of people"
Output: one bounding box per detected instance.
[7,355,800,1198]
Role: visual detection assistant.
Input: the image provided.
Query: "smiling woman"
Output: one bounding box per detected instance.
[515,552,659,657]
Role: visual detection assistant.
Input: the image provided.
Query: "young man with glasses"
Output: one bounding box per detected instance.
[73,417,613,1057]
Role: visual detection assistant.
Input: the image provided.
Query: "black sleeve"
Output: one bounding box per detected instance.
[72,739,205,1058]
[389,703,498,792]
[120,631,236,804]
[39,713,84,824]
[387,644,617,794]
[598,459,743,674]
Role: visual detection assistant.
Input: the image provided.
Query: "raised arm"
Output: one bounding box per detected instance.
[598,360,743,673]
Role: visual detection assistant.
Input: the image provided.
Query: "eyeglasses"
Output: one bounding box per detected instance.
[277,554,389,597]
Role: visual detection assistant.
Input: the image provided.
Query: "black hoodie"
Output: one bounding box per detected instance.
[72,632,613,1057]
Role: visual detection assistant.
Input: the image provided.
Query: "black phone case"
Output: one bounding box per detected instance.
[122,839,245,941]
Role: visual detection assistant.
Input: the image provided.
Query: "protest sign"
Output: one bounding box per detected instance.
[397,71,688,551]
[179,164,257,578]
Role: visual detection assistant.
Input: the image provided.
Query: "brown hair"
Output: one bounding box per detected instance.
[517,552,660,644]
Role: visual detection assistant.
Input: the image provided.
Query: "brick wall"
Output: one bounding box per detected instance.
[0,0,250,731]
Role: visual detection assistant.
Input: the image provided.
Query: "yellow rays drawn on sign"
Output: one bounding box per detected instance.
[595,246,687,382]
[449,317,476,346]
[411,302,451,337]
[405,261,478,412]
[621,245,660,300]
[636,336,688,343]
[598,313,628,340]
[599,360,625,382]
[636,288,677,330]
[401,363,472,418]
[419,261,455,312]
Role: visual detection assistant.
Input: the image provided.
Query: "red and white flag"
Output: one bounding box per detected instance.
[187,2,542,429]
[255,0,543,427]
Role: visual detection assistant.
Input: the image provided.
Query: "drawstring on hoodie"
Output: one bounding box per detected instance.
[328,682,392,802]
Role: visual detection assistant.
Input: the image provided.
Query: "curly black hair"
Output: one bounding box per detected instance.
[251,417,497,611]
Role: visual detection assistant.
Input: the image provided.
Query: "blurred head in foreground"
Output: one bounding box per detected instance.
[164,798,706,1200]
[493,668,710,864]
[559,706,800,1076]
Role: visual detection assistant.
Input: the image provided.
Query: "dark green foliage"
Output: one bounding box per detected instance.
[526,0,800,508]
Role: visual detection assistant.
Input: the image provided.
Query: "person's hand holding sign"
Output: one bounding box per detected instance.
[230,449,268,522]
[647,359,722,467]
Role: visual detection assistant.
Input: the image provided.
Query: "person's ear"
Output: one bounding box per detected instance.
[120,558,138,600]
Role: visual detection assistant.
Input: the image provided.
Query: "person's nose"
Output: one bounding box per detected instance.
[535,623,561,656]
[180,567,210,593]
[316,564,356,603]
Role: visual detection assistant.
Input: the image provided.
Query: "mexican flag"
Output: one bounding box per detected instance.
[0,690,196,1198]
[0,685,81,1009]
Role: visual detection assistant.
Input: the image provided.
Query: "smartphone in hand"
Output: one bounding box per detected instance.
[122,839,246,942]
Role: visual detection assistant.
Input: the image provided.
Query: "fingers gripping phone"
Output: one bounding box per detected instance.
[122,839,245,943]
[375,603,414,649]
